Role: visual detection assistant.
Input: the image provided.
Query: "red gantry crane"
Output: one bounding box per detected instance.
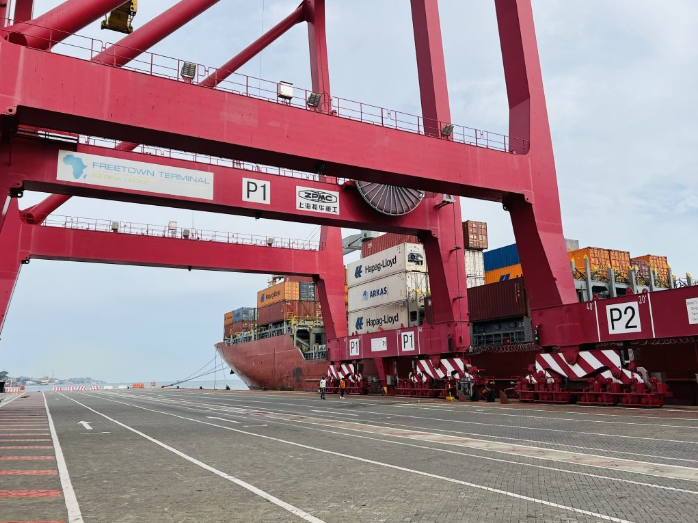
[0,0,695,406]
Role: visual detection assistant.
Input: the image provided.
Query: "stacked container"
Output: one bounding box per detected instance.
[465,249,485,288]
[347,243,428,335]
[224,307,257,338]
[256,280,321,327]
[463,221,488,250]
[631,255,669,282]
[361,233,420,258]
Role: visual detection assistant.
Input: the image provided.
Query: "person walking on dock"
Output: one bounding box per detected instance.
[339,378,346,399]
[319,377,327,400]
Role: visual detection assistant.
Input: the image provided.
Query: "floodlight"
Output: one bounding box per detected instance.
[266,237,274,246]
[441,123,454,137]
[182,229,190,239]
[180,62,197,81]
[110,221,119,232]
[307,92,322,108]
[277,81,294,101]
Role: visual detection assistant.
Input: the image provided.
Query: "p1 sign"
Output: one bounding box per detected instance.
[400,331,415,352]
[606,302,641,335]
[349,339,360,357]
[242,178,270,204]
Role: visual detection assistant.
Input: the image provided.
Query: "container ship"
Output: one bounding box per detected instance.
[217,223,698,405]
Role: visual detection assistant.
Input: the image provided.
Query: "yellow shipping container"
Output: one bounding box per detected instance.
[633,254,669,281]
[224,311,234,325]
[608,249,631,277]
[485,264,523,284]
[257,281,300,308]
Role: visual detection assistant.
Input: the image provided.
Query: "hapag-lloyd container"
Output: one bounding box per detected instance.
[347,271,429,312]
[347,243,426,287]
[257,281,300,308]
[348,301,412,335]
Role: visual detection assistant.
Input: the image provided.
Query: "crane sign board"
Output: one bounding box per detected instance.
[57,150,214,200]
[605,301,642,335]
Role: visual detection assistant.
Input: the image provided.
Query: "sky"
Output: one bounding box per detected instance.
[2,0,697,382]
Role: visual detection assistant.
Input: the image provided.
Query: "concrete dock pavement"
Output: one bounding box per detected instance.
[3,389,698,522]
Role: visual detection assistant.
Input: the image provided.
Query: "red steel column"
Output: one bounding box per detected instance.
[410,0,469,348]
[13,0,34,22]
[496,0,576,309]
[0,200,24,340]
[304,0,330,110]
[7,0,128,49]
[92,0,221,67]
[305,0,346,341]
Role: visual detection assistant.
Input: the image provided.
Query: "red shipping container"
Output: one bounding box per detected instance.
[467,278,528,322]
[462,221,488,250]
[257,301,322,326]
[361,233,420,258]
[224,321,256,337]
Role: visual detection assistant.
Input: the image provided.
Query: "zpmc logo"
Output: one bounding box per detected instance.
[354,265,363,279]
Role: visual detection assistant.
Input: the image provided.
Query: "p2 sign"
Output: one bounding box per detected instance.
[349,339,360,357]
[605,302,641,334]
[400,331,415,352]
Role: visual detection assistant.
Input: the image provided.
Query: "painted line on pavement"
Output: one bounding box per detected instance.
[44,393,84,523]
[93,393,634,523]
[58,394,324,523]
[0,395,22,409]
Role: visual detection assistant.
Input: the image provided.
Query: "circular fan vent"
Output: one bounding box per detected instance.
[355,181,425,216]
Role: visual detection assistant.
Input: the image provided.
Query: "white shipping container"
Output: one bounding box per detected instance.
[348,301,413,335]
[465,249,485,278]
[348,271,429,312]
[347,243,426,287]
[467,276,485,288]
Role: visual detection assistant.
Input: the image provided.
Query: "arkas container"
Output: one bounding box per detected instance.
[347,271,429,312]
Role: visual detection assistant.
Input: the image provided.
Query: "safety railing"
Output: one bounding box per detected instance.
[41,215,323,251]
[17,126,340,186]
[2,18,529,155]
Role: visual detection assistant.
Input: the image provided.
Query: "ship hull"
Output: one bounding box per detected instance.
[215,337,328,391]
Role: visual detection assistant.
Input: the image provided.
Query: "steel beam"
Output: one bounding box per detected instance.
[0,41,531,199]
[496,0,577,310]
[4,137,446,233]
[305,0,330,110]
[410,0,468,346]
[200,5,304,89]
[0,200,22,335]
[0,199,330,341]
[92,0,221,68]
[6,0,128,49]
[13,0,34,23]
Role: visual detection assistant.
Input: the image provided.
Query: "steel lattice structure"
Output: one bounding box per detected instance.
[0,0,696,400]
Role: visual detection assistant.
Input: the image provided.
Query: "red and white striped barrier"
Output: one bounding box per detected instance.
[415,357,470,381]
[66,386,75,391]
[533,350,643,385]
[53,386,63,391]
[77,386,87,391]
[5,387,21,393]
[90,386,100,390]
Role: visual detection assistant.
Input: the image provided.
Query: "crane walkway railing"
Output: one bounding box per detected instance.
[40,215,324,251]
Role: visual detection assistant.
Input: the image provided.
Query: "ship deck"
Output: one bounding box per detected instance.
[3,389,698,522]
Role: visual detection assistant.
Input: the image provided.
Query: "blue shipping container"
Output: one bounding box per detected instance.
[484,244,520,272]
[233,307,257,323]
